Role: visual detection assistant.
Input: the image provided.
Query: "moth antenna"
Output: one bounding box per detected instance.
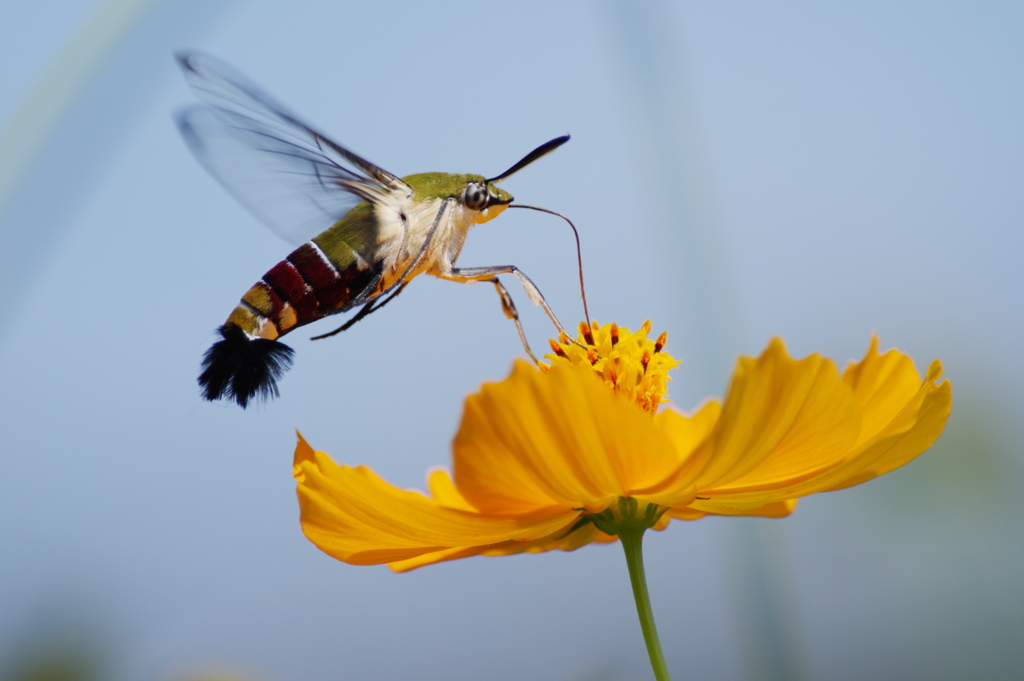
[487,135,570,184]
[509,204,590,324]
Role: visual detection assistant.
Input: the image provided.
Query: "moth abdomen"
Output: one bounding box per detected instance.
[198,239,380,407]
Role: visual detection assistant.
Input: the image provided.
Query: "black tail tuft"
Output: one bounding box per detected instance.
[198,324,295,408]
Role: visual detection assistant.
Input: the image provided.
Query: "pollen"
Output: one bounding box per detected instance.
[543,320,680,413]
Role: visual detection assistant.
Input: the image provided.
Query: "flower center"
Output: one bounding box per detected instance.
[544,320,680,413]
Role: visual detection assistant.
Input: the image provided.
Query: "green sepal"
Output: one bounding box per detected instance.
[586,497,668,537]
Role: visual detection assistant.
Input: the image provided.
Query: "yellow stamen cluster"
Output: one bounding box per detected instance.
[543,320,679,413]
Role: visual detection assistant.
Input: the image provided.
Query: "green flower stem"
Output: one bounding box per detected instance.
[619,528,672,681]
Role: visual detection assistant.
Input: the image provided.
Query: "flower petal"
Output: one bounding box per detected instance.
[665,507,708,521]
[685,497,798,518]
[690,338,860,492]
[453,361,680,514]
[386,546,491,573]
[294,433,578,566]
[656,400,722,463]
[842,336,926,448]
[820,359,952,492]
[426,468,478,511]
[681,350,951,505]
[386,523,618,572]
[624,401,721,505]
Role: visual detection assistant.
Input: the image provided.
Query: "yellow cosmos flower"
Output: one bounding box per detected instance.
[293,322,951,573]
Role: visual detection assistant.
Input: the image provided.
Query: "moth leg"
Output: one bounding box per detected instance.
[441,265,581,350]
[310,282,408,340]
[485,277,538,363]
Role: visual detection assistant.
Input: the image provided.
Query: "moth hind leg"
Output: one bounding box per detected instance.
[309,282,408,341]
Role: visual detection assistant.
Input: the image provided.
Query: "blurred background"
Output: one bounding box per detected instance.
[1,1,1021,680]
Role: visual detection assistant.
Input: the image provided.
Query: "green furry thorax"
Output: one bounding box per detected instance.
[312,172,518,269]
[404,172,513,205]
[404,172,483,201]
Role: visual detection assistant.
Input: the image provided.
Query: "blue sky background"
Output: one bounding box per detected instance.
[1,1,1021,680]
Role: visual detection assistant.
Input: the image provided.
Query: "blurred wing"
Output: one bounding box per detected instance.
[175,51,412,245]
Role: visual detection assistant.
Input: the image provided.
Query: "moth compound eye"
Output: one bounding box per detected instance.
[464,182,488,211]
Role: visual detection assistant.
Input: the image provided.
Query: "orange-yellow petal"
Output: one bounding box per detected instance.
[294,433,578,566]
[665,507,708,521]
[477,522,618,557]
[819,358,951,492]
[426,468,478,511]
[685,497,799,517]
[675,341,951,508]
[622,402,722,506]
[386,522,619,572]
[686,338,860,492]
[655,400,721,463]
[842,336,927,448]
[385,546,492,573]
[453,361,681,515]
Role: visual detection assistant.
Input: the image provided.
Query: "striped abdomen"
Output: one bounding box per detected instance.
[199,202,382,407]
[225,240,379,341]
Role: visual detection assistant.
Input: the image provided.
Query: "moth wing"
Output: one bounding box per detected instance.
[175,51,412,246]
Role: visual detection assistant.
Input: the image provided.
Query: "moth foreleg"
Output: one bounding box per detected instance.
[442,265,578,350]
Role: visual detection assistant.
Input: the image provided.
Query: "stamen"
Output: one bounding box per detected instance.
[548,338,568,358]
[580,321,595,346]
[640,319,652,335]
[654,331,667,354]
[610,323,619,346]
[588,349,600,365]
[641,350,651,374]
